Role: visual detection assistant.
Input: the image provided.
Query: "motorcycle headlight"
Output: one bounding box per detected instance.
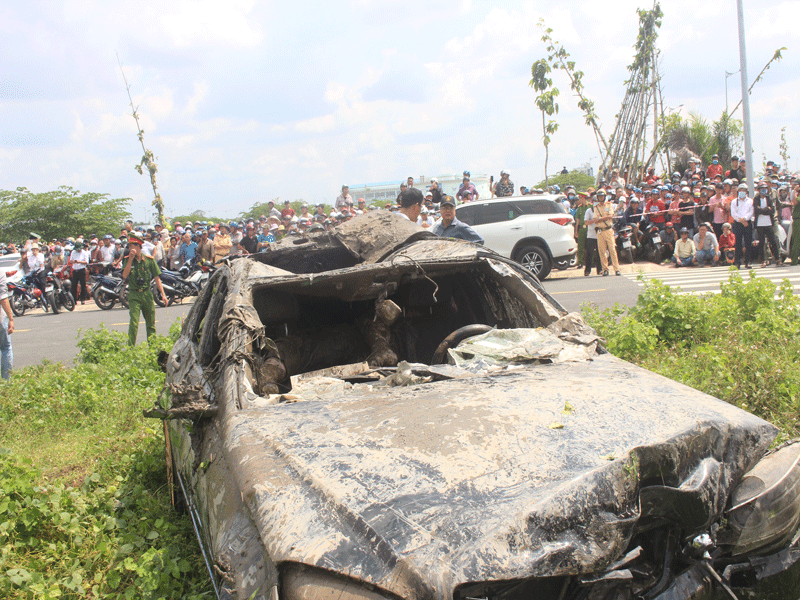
[280,563,398,600]
[725,441,800,556]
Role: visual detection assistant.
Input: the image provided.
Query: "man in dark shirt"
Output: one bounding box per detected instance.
[239,224,259,254]
[431,197,484,243]
[677,190,696,236]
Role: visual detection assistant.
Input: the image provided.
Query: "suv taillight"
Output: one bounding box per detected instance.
[548,217,573,226]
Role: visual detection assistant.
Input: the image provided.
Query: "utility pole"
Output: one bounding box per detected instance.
[736,0,754,196]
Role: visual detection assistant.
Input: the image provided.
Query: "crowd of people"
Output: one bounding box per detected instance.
[567,157,800,274]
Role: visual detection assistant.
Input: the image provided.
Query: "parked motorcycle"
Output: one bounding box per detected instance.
[638,220,664,264]
[178,257,216,291]
[48,270,75,311]
[153,268,200,307]
[7,273,59,316]
[91,272,129,310]
[614,222,635,264]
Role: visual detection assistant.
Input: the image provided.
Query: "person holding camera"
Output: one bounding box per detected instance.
[122,233,168,346]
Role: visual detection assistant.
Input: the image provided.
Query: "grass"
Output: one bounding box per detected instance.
[0,322,212,599]
[582,269,800,442]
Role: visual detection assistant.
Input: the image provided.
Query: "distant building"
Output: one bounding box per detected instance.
[348,174,492,204]
[573,163,594,177]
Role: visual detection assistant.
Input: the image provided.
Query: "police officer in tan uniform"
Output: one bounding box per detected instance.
[588,188,621,276]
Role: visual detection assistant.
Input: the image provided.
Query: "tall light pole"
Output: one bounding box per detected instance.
[736,0,754,196]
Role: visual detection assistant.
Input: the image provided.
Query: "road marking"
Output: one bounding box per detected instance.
[15,329,30,332]
[551,288,607,295]
[111,321,161,326]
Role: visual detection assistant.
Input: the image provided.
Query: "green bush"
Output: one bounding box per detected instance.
[0,320,213,599]
[583,271,800,440]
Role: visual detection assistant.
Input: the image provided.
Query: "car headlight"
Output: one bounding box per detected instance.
[280,563,398,600]
[725,441,800,556]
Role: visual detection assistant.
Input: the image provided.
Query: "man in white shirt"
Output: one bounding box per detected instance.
[582,195,602,276]
[100,235,116,263]
[730,183,754,268]
[397,188,423,222]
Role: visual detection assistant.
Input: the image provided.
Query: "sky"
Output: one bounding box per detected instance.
[1,0,798,221]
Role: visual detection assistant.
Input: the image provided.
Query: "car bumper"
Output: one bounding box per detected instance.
[654,544,800,600]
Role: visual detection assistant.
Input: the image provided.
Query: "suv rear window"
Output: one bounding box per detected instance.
[456,201,520,226]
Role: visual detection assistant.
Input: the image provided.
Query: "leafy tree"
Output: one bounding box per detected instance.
[661,111,743,174]
[0,187,131,243]
[780,127,790,170]
[532,172,595,193]
[530,59,559,189]
[239,199,308,222]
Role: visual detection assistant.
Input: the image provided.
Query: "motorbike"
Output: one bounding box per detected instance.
[638,220,664,264]
[153,268,200,307]
[48,270,75,311]
[614,222,635,264]
[91,271,129,310]
[7,273,59,316]
[178,257,216,291]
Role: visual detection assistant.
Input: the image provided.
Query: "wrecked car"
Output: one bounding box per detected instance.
[157,211,800,600]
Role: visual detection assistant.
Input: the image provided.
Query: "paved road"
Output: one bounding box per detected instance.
[542,262,800,312]
[11,300,194,369]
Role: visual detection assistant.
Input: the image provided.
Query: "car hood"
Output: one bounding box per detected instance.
[221,353,775,599]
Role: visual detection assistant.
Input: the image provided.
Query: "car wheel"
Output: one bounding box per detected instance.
[516,245,551,280]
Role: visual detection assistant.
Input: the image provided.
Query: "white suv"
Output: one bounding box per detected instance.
[455,194,576,280]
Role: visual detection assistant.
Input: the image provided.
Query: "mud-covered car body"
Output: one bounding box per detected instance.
[162,212,800,600]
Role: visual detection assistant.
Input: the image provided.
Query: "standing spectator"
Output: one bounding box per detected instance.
[178,233,197,266]
[431,197,484,243]
[122,233,167,346]
[197,230,215,263]
[730,183,754,269]
[588,189,621,276]
[407,176,415,189]
[69,241,90,305]
[229,223,243,255]
[0,269,14,380]
[706,154,723,179]
[725,156,745,181]
[708,183,729,239]
[645,188,667,230]
[495,170,514,197]
[417,207,434,228]
[239,224,259,254]
[583,195,602,276]
[213,225,232,263]
[48,246,64,271]
[396,182,408,204]
[456,176,478,202]
[753,181,782,267]
[167,236,182,270]
[100,235,115,263]
[791,181,800,265]
[429,178,443,205]
[151,231,165,267]
[281,200,295,219]
[396,188,423,222]
[672,228,696,267]
[267,200,281,220]
[677,187,696,236]
[574,192,590,269]
[335,185,352,210]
